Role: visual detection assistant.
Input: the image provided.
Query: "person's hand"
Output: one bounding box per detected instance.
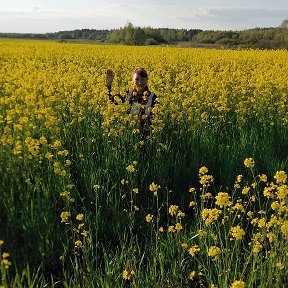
[105,69,114,87]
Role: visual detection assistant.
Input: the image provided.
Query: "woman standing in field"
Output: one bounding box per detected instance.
[105,67,158,138]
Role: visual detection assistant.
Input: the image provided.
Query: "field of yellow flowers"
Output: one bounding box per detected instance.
[0,39,288,287]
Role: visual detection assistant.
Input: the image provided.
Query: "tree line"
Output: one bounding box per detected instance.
[1,19,288,49]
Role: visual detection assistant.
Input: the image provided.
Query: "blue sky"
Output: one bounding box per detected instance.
[1,0,288,33]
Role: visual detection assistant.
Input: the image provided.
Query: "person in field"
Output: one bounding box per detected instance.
[105,67,158,138]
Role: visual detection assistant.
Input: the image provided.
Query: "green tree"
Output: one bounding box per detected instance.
[280,18,288,29]
[133,28,146,45]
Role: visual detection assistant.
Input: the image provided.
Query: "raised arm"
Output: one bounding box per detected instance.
[104,69,125,104]
[105,69,114,89]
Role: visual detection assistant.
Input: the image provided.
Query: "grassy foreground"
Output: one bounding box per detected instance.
[0,40,288,287]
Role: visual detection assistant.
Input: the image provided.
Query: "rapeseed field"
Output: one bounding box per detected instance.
[0,39,287,287]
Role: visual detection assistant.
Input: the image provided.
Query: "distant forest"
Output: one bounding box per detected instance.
[1,20,288,49]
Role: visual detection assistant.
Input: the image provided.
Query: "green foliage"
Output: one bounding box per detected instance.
[2,18,288,48]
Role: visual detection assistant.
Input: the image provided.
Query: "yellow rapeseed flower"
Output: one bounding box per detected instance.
[122,269,135,280]
[208,246,221,259]
[244,158,255,169]
[230,225,246,240]
[189,271,196,280]
[175,222,183,231]
[168,205,179,216]
[60,211,70,223]
[281,220,288,236]
[231,280,245,288]
[188,245,200,256]
[75,240,83,248]
[274,171,287,184]
[76,213,84,221]
[132,188,139,194]
[126,164,136,173]
[215,192,232,208]
[146,214,153,223]
[199,166,209,175]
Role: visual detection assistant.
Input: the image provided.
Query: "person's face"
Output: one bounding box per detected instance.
[132,73,148,92]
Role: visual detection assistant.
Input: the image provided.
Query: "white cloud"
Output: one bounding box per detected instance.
[1,3,288,33]
[174,7,288,29]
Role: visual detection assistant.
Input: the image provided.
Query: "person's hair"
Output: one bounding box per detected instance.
[132,67,148,79]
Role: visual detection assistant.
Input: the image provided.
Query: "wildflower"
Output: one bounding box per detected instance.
[81,230,88,237]
[189,187,196,193]
[122,269,135,280]
[78,223,84,230]
[189,201,197,207]
[146,214,153,223]
[126,164,136,173]
[0,240,4,246]
[215,192,232,208]
[181,243,188,248]
[45,152,54,160]
[230,225,246,240]
[76,213,84,221]
[201,208,222,226]
[134,205,139,211]
[75,240,83,248]
[177,211,185,218]
[159,227,164,232]
[252,241,263,254]
[197,229,207,236]
[1,252,11,269]
[236,175,243,182]
[168,205,179,216]
[259,174,268,182]
[149,182,160,192]
[274,171,287,184]
[60,191,70,198]
[275,262,284,269]
[201,192,213,199]
[60,211,70,223]
[267,232,275,243]
[232,203,245,212]
[168,225,176,233]
[149,182,160,196]
[241,186,250,195]
[175,222,183,231]
[121,179,128,185]
[247,211,253,218]
[199,166,209,175]
[231,280,245,288]
[263,186,275,198]
[244,157,255,168]
[281,221,288,236]
[188,245,200,256]
[257,218,266,228]
[57,149,69,156]
[2,252,9,259]
[189,271,196,280]
[132,188,139,194]
[199,174,214,186]
[208,246,221,259]
[51,140,62,148]
[67,184,74,190]
[276,185,287,200]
